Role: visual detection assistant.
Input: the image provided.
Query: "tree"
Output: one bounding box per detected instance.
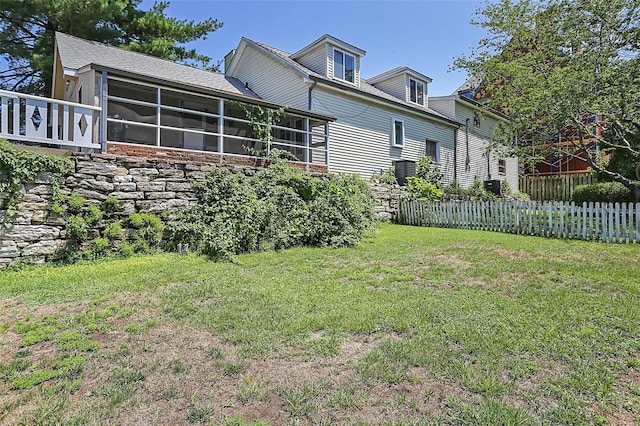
[0,0,222,95]
[456,0,640,200]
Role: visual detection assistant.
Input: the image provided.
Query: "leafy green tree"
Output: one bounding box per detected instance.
[456,0,640,200]
[0,0,222,95]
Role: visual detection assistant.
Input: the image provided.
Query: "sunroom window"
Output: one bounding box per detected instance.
[334,49,355,83]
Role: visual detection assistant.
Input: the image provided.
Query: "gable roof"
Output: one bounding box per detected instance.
[55,32,258,99]
[291,34,366,59]
[367,66,433,85]
[235,37,458,127]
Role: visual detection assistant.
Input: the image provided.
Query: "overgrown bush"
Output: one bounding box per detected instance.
[371,166,397,185]
[572,182,634,204]
[404,176,443,201]
[442,177,497,201]
[169,160,377,260]
[415,155,442,186]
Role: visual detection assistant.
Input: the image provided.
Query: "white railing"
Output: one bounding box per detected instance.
[399,200,640,244]
[0,89,101,149]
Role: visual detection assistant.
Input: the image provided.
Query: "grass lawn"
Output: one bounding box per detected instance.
[0,223,639,425]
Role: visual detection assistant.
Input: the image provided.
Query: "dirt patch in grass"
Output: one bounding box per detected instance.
[0,297,494,425]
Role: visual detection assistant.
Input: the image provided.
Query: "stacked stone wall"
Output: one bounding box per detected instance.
[0,153,402,267]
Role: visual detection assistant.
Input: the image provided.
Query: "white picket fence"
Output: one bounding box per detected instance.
[398,200,640,244]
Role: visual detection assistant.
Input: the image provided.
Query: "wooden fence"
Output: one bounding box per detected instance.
[519,173,595,201]
[398,200,640,244]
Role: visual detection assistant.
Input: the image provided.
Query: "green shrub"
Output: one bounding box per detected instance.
[442,177,497,201]
[371,166,397,185]
[67,194,86,213]
[128,213,164,247]
[169,161,376,260]
[67,215,88,241]
[415,155,442,187]
[572,182,634,204]
[103,221,122,240]
[405,176,443,201]
[85,204,103,226]
[91,238,110,259]
[120,241,134,257]
[101,196,122,214]
[305,174,377,247]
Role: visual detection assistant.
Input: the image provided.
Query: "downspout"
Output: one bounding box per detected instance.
[465,118,470,172]
[453,128,458,182]
[307,79,317,110]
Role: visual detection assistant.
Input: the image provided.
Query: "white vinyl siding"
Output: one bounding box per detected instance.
[428,98,455,120]
[312,86,456,180]
[228,44,309,110]
[369,74,406,101]
[454,101,519,191]
[294,44,327,75]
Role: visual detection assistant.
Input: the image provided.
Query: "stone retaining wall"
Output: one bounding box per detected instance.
[0,153,402,267]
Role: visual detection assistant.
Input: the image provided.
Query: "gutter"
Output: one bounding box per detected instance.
[465,118,471,171]
[91,65,335,123]
[311,76,460,128]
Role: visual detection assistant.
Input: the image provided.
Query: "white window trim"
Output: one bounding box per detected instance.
[409,78,425,105]
[425,139,440,164]
[498,159,507,175]
[391,118,404,148]
[332,47,356,84]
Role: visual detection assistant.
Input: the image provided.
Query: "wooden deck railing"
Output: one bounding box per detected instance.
[399,199,640,244]
[0,89,101,149]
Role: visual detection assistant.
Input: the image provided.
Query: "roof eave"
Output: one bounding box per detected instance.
[367,67,433,86]
[456,96,508,121]
[292,34,366,59]
[92,65,335,122]
[310,76,459,128]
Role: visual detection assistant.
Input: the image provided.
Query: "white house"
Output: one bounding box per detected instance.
[225,35,459,182]
[429,94,519,191]
[0,32,517,191]
[225,34,518,190]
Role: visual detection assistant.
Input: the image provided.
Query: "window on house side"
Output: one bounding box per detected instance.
[392,119,404,147]
[425,140,438,163]
[473,112,481,127]
[498,159,506,175]
[334,49,355,83]
[409,78,425,105]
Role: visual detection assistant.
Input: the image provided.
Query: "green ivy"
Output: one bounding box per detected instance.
[0,139,73,225]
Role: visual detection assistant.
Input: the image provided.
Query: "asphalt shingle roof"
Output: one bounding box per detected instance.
[246,38,456,125]
[55,32,259,99]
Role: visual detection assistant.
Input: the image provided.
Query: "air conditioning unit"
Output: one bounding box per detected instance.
[483,179,501,195]
[394,160,416,186]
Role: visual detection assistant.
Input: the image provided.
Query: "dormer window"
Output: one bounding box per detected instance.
[409,78,425,105]
[334,49,355,83]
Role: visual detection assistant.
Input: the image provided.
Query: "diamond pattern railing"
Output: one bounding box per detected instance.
[0,89,101,149]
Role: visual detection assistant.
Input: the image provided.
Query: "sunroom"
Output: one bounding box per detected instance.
[102,75,331,166]
[35,32,334,169]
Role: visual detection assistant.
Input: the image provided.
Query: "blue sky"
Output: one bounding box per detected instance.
[141,0,489,96]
